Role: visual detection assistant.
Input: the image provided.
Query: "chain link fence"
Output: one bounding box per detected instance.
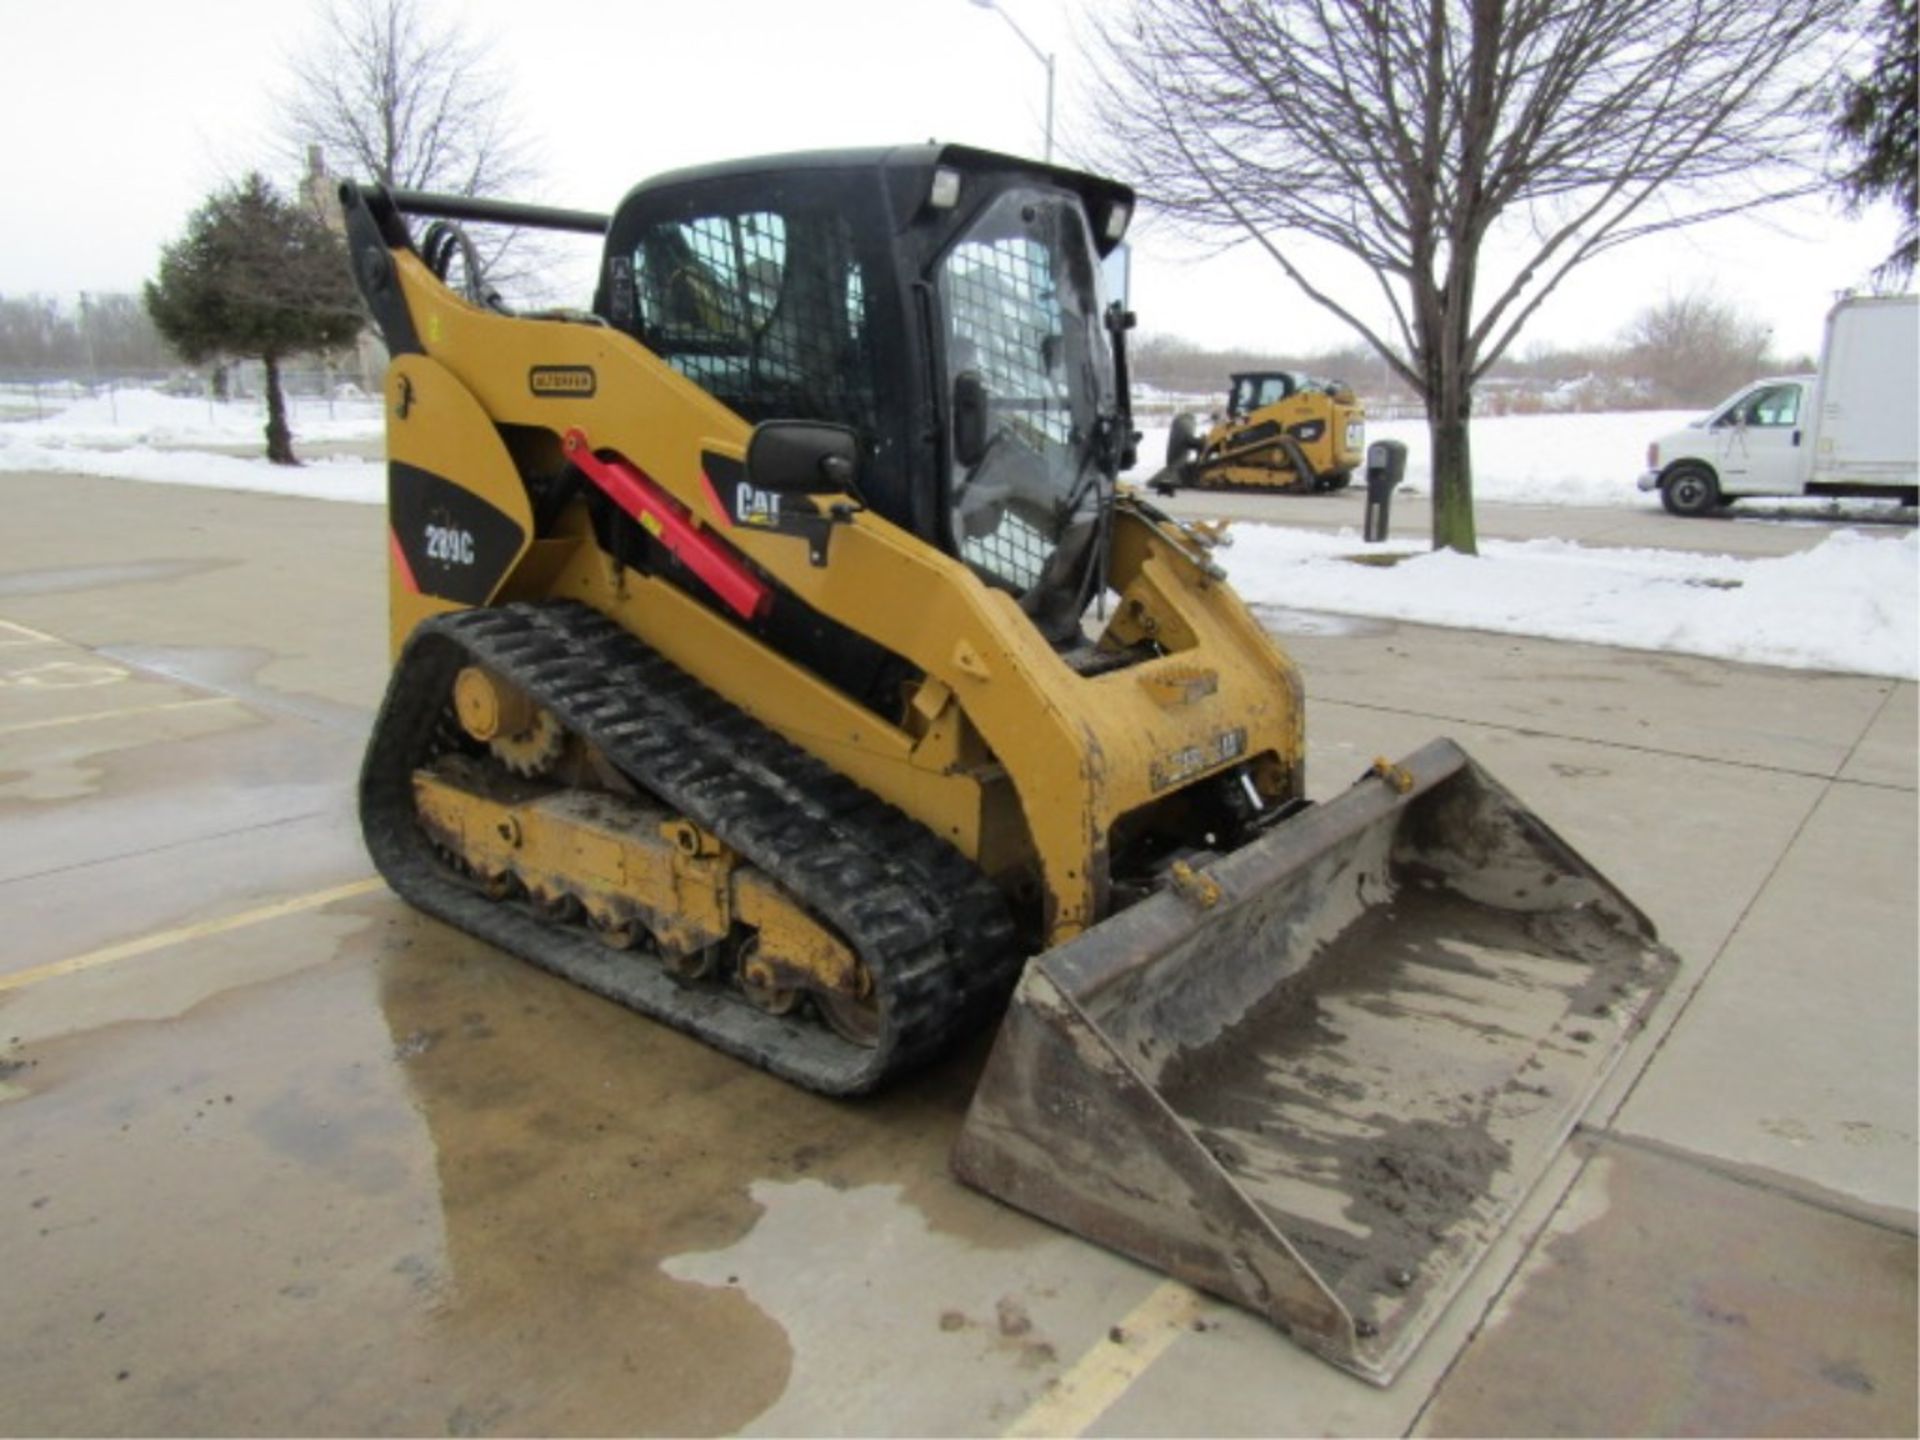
[0,364,385,427]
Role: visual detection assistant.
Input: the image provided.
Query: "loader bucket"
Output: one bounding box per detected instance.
[952,738,1678,1385]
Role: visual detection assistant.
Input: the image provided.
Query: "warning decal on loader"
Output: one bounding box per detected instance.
[529,365,597,398]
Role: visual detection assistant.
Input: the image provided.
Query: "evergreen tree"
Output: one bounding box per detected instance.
[1834,0,1918,284]
[145,173,362,464]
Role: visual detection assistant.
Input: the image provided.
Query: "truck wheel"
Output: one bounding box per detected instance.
[1660,464,1721,517]
[1166,413,1201,469]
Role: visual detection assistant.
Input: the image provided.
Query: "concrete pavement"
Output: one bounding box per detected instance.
[0,470,1911,1435]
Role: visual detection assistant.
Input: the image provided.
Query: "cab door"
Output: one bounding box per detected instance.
[1710,382,1806,495]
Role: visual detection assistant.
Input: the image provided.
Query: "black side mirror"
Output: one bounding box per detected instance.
[953,370,989,469]
[745,421,859,494]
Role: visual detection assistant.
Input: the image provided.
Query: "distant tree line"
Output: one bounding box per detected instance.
[1132,290,1814,413]
[0,293,175,375]
[1128,333,1381,398]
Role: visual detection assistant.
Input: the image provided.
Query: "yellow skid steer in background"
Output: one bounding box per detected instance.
[1152,369,1367,495]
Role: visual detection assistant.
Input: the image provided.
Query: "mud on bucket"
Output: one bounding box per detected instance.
[952,737,1677,1384]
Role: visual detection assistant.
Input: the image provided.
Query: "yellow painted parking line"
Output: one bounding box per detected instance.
[0,878,386,994]
[0,695,243,738]
[1003,1280,1203,1438]
[0,619,60,648]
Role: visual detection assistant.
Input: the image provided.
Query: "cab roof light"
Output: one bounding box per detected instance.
[929,167,963,210]
[1104,201,1131,243]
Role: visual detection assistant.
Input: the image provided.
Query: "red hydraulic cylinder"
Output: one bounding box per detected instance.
[562,428,772,622]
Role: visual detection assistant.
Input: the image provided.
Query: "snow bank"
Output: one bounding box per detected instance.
[1222,524,1919,679]
[1129,409,1918,516]
[1129,411,1689,507]
[0,435,384,503]
[0,386,385,499]
[1362,411,1695,507]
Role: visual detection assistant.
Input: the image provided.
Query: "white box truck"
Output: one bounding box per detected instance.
[1638,293,1919,515]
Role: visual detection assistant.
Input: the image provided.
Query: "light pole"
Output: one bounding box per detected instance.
[968,0,1054,163]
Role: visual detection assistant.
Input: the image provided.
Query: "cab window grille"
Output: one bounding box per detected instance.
[944,235,1074,454]
[963,504,1054,593]
[939,197,1094,595]
[628,208,878,440]
[945,235,1064,590]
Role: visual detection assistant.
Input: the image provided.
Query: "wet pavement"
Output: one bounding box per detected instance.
[1,469,1913,1436]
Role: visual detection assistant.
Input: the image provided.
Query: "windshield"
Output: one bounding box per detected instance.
[1232,374,1297,414]
[937,189,1113,602]
[621,206,880,439]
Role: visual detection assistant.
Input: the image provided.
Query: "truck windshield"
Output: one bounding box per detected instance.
[937,189,1112,604]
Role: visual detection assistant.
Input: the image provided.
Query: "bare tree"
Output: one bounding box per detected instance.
[1616,289,1777,406]
[277,0,542,294]
[280,0,533,194]
[1089,0,1852,551]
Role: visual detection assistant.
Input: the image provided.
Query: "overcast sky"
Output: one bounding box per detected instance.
[0,0,1904,360]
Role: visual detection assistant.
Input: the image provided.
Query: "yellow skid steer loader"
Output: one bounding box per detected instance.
[1152,370,1366,494]
[341,144,1675,1383]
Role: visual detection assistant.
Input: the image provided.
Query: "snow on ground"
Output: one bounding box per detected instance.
[2,390,1914,679]
[0,386,384,447]
[1355,410,1686,508]
[1127,412,1698,507]
[0,387,385,501]
[1220,525,1917,681]
[1131,409,1909,519]
[0,437,384,502]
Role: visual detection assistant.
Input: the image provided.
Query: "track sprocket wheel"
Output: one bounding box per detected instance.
[489,705,566,777]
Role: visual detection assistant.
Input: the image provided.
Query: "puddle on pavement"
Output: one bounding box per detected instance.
[0,699,352,866]
[95,643,371,734]
[0,640,367,811]
[0,696,262,806]
[0,903,803,1434]
[663,1178,1087,1436]
[0,559,233,597]
[1253,605,1394,638]
[0,846,1080,1435]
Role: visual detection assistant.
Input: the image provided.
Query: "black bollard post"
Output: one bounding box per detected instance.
[1363,440,1408,543]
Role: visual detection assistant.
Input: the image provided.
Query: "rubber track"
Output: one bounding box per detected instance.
[360,601,1022,1095]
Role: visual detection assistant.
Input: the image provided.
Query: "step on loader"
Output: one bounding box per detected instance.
[341,144,1677,1384]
